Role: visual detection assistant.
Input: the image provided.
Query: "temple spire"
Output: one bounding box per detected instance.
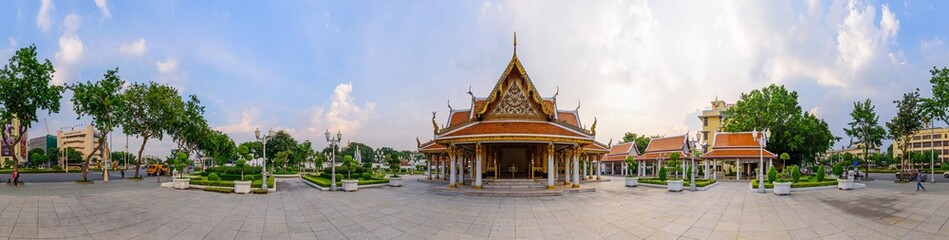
[513,31,517,53]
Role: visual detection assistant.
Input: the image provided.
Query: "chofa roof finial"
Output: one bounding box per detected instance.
[513,31,517,53]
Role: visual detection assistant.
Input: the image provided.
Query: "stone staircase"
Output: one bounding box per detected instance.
[482,178,550,189]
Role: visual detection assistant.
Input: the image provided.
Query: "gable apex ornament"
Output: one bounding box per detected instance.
[431,112,439,135]
[590,117,597,136]
[416,137,421,148]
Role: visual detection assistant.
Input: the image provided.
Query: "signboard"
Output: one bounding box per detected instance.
[1,124,27,158]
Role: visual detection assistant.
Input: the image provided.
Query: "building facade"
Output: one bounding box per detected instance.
[892,127,949,166]
[824,143,881,159]
[418,38,608,190]
[1,118,28,166]
[28,135,58,153]
[698,98,733,147]
[57,125,109,166]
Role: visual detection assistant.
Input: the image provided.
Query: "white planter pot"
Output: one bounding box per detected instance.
[234,181,252,194]
[667,180,683,192]
[625,177,639,187]
[173,178,190,190]
[837,179,854,190]
[773,182,792,195]
[342,180,359,192]
[389,177,403,187]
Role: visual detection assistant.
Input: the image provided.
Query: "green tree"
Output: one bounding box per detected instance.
[28,148,48,168]
[171,152,190,178]
[386,154,402,177]
[236,159,247,181]
[791,165,801,182]
[199,130,236,167]
[239,141,263,159]
[886,90,923,181]
[69,68,125,182]
[723,84,836,167]
[274,150,290,170]
[925,67,949,127]
[624,156,638,177]
[767,165,777,182]
[167,95,209,170]
[779,153,790,170]
[339,142,375,163]
[264,130,298,165]
[816,165,826,181]
[111,151,137,166]
[236,145,252,180]
[341,155,357,179]
[668,152,681,178]
[658,166,667,181]
[121,82,178,178]
[0,45,65,171]
[620,132,656,153]
[844,98,887,179]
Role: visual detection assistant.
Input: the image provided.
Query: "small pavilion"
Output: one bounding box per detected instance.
[418,35,608,190]
[700,131,777,180]
[634,135,693,177]
[603,142,640,176]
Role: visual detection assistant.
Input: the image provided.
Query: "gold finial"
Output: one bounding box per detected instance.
[513,31,517,52]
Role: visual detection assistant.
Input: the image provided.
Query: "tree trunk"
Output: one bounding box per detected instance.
[9,130,25,172]
[81,141,104,182]
[135,136,149,178]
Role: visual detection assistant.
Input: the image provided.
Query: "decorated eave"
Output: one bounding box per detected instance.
[582,141,610,154]
[635,134,692,161]
[604,142,641,162]
[417,139,447,154]
[701,132,777,159]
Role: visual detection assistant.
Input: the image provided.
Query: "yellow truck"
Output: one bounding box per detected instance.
[146,164,169,176]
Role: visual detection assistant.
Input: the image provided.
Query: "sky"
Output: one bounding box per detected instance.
[1,0,948,157]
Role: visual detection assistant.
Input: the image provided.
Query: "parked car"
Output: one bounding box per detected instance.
[895,171,919,181]
[943,172,948,178]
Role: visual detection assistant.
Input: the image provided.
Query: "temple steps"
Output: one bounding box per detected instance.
[482,178,550,189]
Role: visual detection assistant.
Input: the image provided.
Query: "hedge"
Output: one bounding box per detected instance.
[251,189,269,194]
[639,178,717,187]
[189,178,235,187]
[303,174,387,187]
[251,176,275,188]
[204,166,262,175]
[203,187,233,193]
[750,179,838,189]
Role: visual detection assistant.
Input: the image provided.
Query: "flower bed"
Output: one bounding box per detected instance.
[750,177,837,189]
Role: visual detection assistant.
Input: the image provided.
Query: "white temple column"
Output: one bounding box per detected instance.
[596,158,601,180]
[573,150,580,188]
[458,155,465,185]
[475,143,483,189]
[547,143,555,189]
[583,157,588,180]
[449,150,457,188]
[737,160,741,181]
[564,153,572,185]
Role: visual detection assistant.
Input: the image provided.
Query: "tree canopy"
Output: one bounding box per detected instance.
[69,68,125,181]
[0,45,65,170]
[722,84,836,166]
[121,82,179,177]
[886,90,923,180]
[619,132,656,153]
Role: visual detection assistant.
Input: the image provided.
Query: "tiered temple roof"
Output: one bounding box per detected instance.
[636,135,692,161]
[701,132,776,159]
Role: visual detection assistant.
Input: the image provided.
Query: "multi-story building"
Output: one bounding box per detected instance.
[57,125,109,166]
[28,134,58,153]
[698,97,733,148]
[1,118,28,166]
[824,143,881,164]
[893,127,949,166]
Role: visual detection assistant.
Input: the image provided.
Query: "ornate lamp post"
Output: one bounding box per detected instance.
[325,130,342,191]
[753,128,771,194]
[255,128,274,190]
[690,132,703,192]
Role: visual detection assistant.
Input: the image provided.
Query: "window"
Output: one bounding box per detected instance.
[703,117,708,126]
[703,132,708,141]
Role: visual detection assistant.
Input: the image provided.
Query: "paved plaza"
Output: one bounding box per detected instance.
[0,176,947,239]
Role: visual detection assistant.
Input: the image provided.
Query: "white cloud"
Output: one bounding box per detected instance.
[155,56,187,89]
[879,4,899,44]
[301,83,375,139]
[63,14,81,34]
[119,38,147,56]
[94,0,111,19]
[52,14,84,85]
[216,107,261,133]
[36,0,53,32]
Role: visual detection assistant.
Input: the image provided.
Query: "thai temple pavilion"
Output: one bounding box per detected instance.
[418,36,609,190]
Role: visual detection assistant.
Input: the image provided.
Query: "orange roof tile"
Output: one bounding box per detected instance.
[636,151,691,161]
[583,142,609,153]
[557,111,579,127]
[644,135,687,153]
[448,111,470,127]
[439,121,590,139]
[711,132,761,148]
[473,100,486,113]
[701,149,776,159]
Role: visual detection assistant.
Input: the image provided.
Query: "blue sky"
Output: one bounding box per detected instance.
[2,0,949,156]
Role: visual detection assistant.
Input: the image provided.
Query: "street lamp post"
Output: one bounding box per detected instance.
[255,128,274,190]
[690,132,703,192]
[325,130,342,191]
[753,128,771,194]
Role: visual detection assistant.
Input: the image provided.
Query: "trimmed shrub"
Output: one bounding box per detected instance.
[361,172,373,180]
[685,166,693,182]
[658,166,667,181]
[208,173,221,182]
[205,166,262,175]
[203,187,232,193]
[767,165,777,183]
[816,166,826,181]
[832,165,843,177]
[791,165,801,183]
[251,189,269,194]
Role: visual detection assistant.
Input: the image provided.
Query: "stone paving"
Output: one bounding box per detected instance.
[0,175,947,239]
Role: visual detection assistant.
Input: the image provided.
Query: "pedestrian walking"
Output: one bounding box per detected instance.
[916,171,926,191]
[11,169,19,188]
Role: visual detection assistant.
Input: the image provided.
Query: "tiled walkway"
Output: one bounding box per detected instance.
[0,176,947,239]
